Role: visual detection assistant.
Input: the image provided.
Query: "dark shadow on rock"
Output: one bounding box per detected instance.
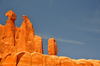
[4,53,11,59]
[16,52,25,66]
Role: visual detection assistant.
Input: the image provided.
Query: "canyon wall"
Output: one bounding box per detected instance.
[0,10,99,66]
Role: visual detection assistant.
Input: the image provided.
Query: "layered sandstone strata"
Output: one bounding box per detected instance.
[0,52,100,66]
[0,10,99,66]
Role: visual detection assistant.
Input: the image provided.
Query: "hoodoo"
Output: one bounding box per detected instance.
[0,10,100,66]
[5,10,16,46]
[48,38,58,55]
[19,15,36,53]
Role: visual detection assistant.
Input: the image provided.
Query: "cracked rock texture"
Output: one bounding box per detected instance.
[0,10,99,66]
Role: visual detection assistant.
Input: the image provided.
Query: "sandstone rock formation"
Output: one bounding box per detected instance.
[0,10,43,56]
[48,38,58,55]
[17,52,31,66]
[1,52,17,66]
[5,10,16,46]
[18,15,36,53]
[0,10,100,66]
[34,35,43,54]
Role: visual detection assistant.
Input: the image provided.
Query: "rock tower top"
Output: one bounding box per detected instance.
[23,15,29,21]
[5,10,17,21]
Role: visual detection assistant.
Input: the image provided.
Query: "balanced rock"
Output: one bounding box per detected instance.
[48,38,58,55]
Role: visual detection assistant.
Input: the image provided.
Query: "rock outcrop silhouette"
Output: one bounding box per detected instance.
[48,38,58,55]
[0,10,100,66]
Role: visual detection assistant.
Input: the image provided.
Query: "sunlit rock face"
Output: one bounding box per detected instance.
[0,10,100,66]
[48,38,58,55]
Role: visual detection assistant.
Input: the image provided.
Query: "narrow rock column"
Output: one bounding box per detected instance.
[48,38,58,55]
[5,10,17,46]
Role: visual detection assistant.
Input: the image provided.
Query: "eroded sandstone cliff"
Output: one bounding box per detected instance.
[0,10,100,66]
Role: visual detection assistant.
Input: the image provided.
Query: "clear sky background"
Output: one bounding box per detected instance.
[0,0,100,60]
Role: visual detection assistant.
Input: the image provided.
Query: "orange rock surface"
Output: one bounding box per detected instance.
[48,38,58,55]
[19,15,36,53]
[0,10,100,66]
[17,52,31,66]
[34,35,43,54]
[5,10,16,46]
[1,52,17,66]
[0,10,43,58]
[31,52,43,66]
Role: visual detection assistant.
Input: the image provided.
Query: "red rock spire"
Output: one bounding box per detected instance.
[48,38,58,55]
[5,10,17,46]
[18,15,36,53]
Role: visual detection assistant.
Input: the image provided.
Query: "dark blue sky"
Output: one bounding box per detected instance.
[0,0,100,60]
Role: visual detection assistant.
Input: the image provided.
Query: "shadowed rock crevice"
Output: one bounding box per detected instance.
[0,58,2,62]
[4,53,11,59]
[16,52,25,66]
